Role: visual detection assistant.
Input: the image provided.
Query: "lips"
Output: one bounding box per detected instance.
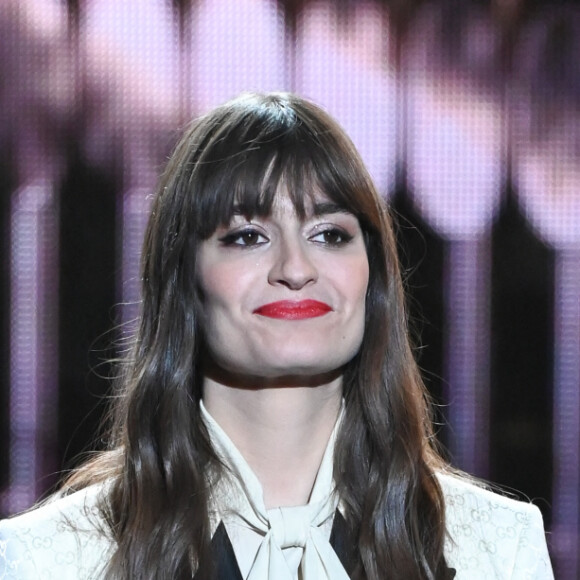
[253,299,333,320]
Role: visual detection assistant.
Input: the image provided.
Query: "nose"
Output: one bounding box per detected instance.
[268,237,318,290]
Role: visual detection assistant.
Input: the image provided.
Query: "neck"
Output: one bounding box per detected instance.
[203,374,343,509]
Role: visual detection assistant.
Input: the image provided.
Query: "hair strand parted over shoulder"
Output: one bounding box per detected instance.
[65,92,450,579]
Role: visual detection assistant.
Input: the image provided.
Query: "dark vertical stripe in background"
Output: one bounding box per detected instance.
[491,189,554,527]
[58,148,119,474]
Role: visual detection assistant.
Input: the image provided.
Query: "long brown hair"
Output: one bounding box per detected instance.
[66,92,449,579]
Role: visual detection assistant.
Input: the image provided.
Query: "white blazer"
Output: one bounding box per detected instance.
[0,473,553,579]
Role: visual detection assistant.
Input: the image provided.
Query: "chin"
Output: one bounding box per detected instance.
[253,351,354,379]
[247,367,346,388]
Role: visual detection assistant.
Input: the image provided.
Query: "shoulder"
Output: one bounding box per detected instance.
[437,472,554,579]
[0,484,114,580]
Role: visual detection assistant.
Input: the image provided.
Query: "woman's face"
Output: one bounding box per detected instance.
[196,189,369,382]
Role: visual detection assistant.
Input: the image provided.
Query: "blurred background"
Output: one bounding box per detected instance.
[0,0,578,576]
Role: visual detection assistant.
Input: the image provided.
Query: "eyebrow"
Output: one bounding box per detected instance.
[311,201,352,216]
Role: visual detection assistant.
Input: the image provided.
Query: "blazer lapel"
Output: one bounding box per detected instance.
[329,509,357,575]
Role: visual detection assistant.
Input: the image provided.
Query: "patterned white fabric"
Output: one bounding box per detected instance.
[0,486,112,579]
[0,416,555,579]
[441,474,554,580]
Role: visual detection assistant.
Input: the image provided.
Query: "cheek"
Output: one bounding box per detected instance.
[198,265,227,304]
[197,269,234,345]
[198,259,237,305]
[197,262,258,325]
[342,257,370,306]
[359,261,370,300]
[349,260,370,345]
[353,264,370,350]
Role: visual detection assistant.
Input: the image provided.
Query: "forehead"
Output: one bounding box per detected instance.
[266,188,351,217]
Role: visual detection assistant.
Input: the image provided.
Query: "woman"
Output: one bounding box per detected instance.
[0,92,553,579]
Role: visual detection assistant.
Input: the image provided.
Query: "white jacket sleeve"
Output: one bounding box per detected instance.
[510,504,554,580]
[0,520,41,579]
[0,487,113,580]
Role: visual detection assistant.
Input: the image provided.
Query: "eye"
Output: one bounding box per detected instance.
[310,227,353,246]
[219,228,268,247]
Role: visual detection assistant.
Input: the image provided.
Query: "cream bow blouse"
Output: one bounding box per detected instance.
[201,400,349,580]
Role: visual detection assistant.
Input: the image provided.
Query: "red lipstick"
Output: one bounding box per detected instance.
[253,300,332,320]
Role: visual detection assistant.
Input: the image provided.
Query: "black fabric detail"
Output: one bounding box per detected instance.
[329,509,358,575]
[194,521,243,580]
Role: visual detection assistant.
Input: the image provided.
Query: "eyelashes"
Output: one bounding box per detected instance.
[218,225,354,248]
[309,227,354,246]
[218,228,267,247]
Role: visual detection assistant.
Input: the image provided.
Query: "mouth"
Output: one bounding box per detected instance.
[253,299,333,320]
